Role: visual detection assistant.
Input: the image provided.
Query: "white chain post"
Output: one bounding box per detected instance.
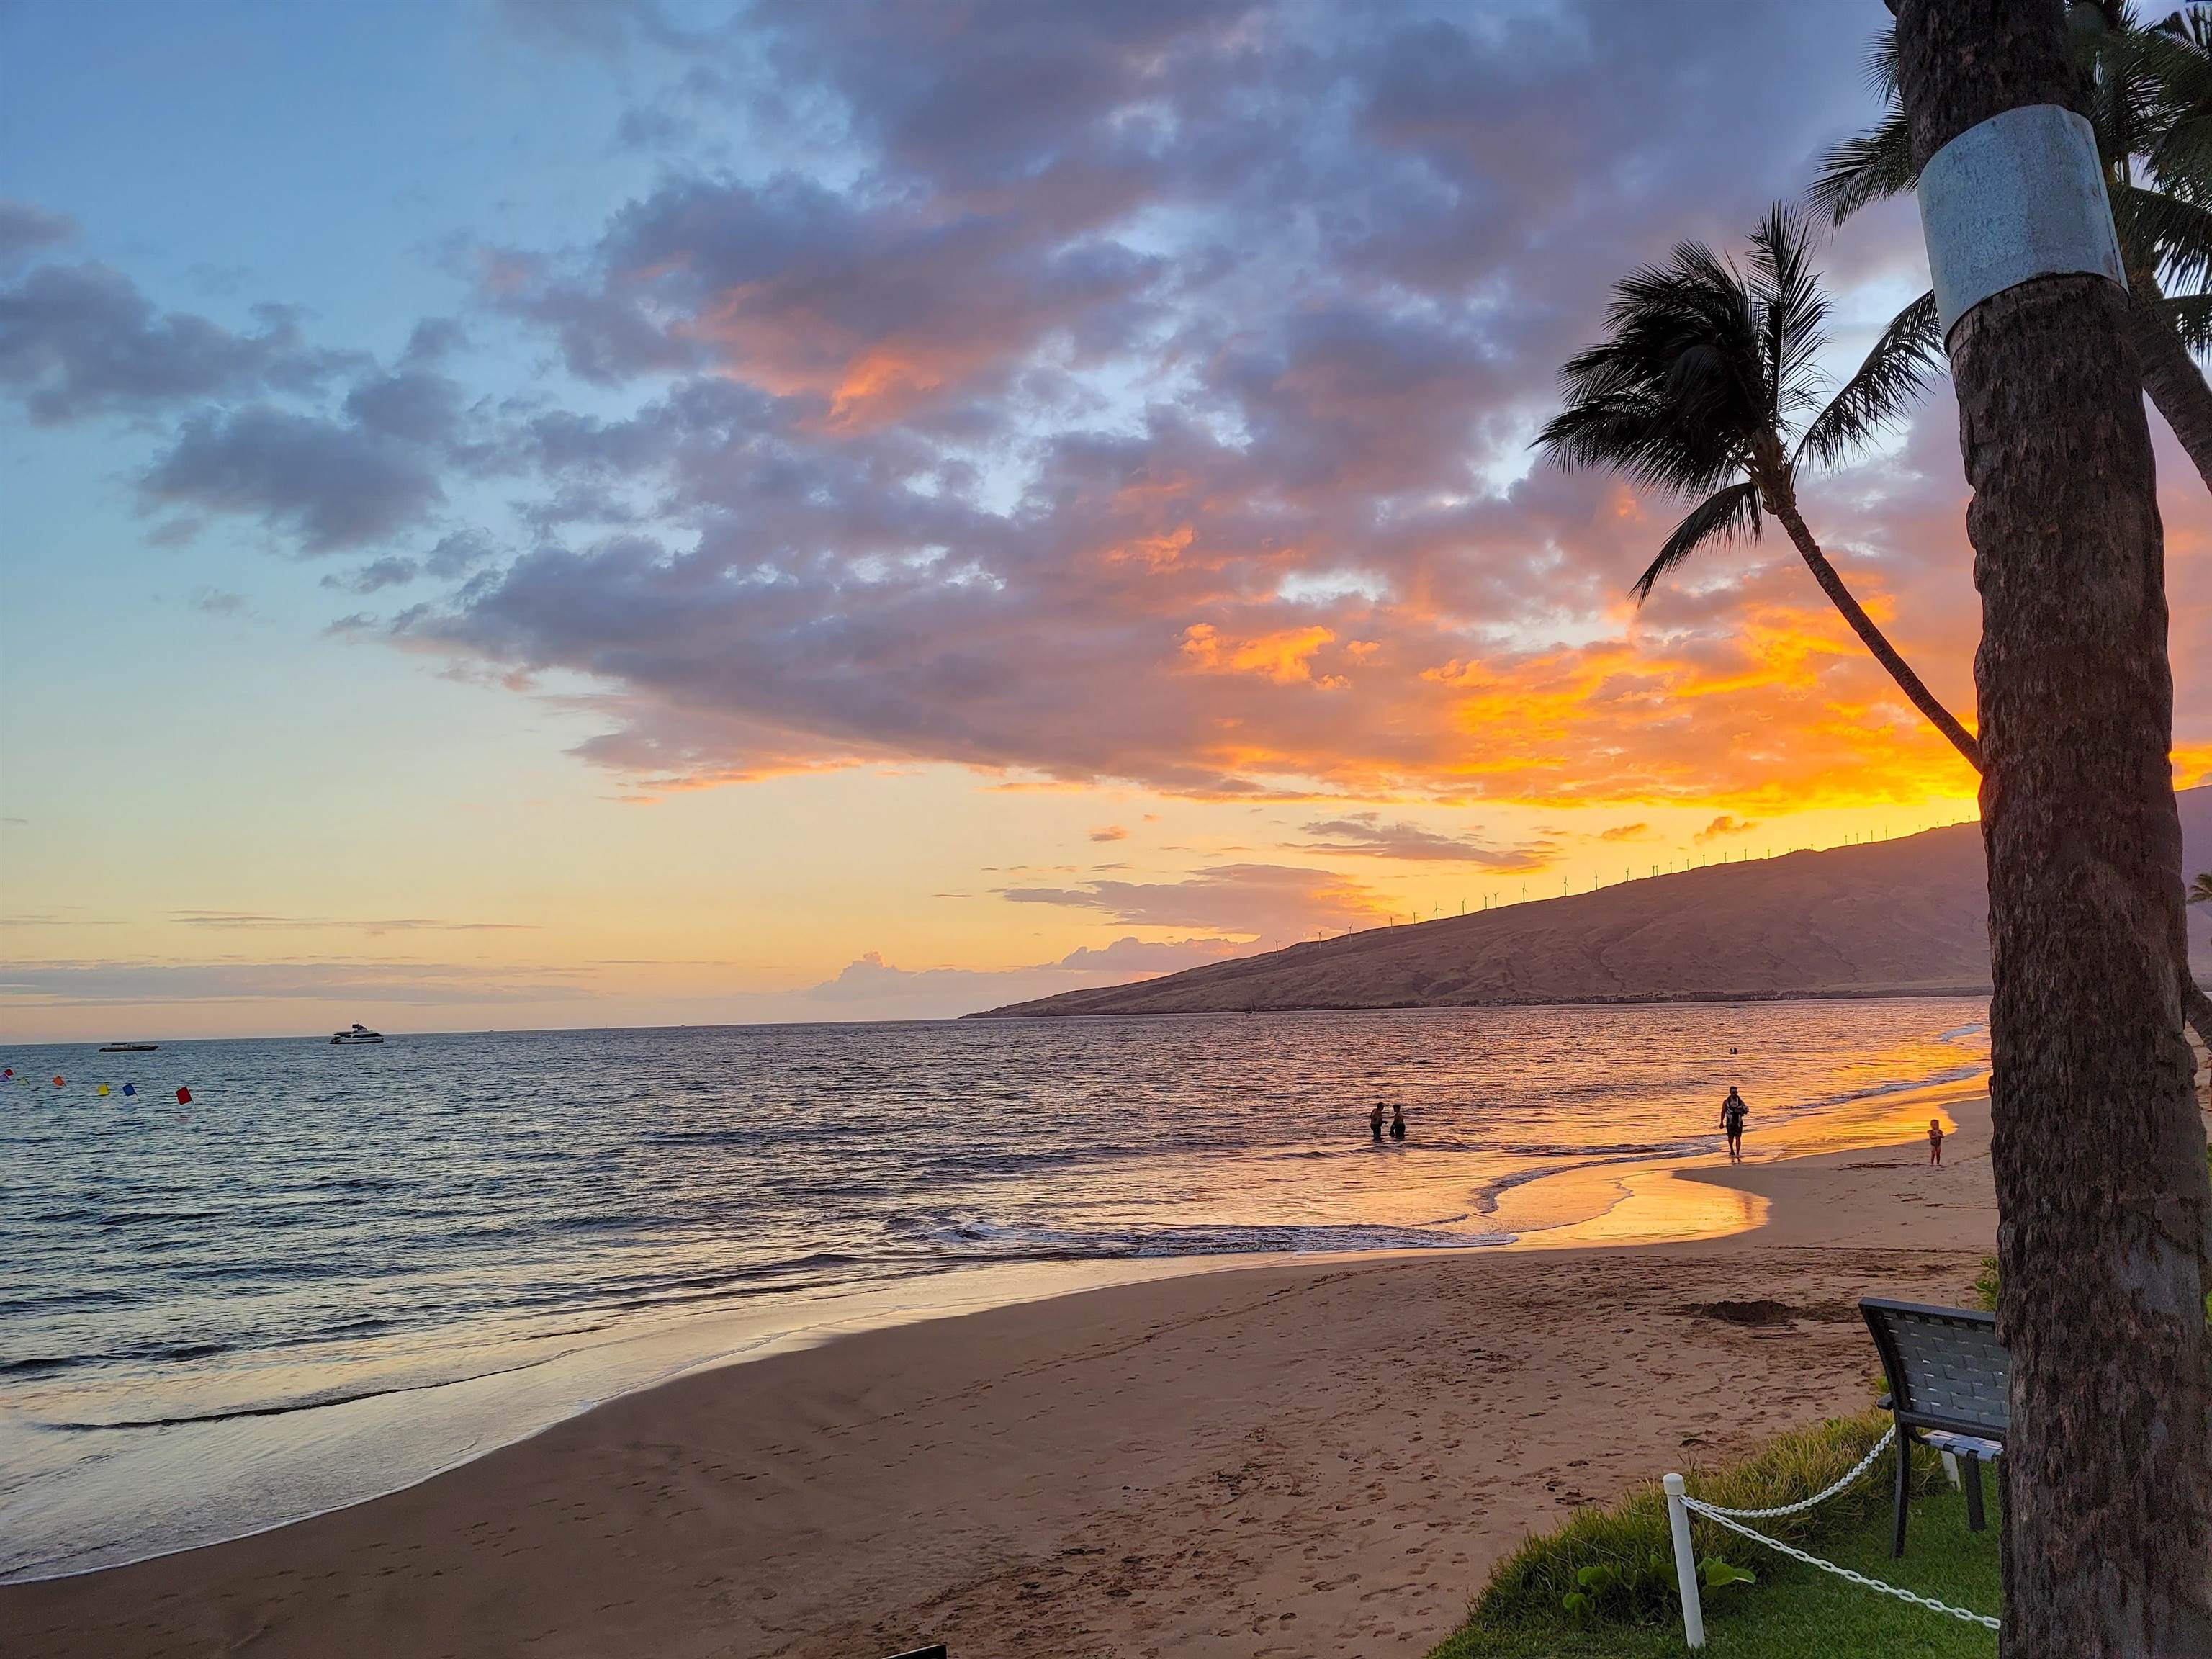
[1663,1473,1706,1650]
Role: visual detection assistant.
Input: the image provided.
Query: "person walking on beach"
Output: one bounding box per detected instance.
[1928,1118,1944,1167]
[1719,1087,1748,1163]
[1370,1102,1386,1143]
[1389,1103,1407,1143]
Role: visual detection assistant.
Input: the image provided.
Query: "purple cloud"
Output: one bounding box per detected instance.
[794,935,1251,1018]
[1292,814,1553,868]
[143,406,446,552]
[0,199,78,272]
[0,262,346,424]
[998,863,1385,938]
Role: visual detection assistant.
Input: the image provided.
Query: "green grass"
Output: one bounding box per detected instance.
[1427,1480,2000,1656]
[1426,1415,2002,1659]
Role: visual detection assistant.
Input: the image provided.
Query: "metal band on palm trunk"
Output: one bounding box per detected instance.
[1917,103,2126,339]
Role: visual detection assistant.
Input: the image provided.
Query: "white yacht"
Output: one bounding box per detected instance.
[329,1022,385,1046]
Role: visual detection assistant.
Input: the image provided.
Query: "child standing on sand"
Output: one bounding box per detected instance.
[1928,1118,1944,1166]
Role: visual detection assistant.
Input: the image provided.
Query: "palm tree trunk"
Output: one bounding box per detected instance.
[1768,499,1985,772]
[2125,274,2212,495]
[1897,9,2212,1656]
[2123,286,2212,1062]
[2186,973,2212,1059]
[2103,294,2210,1052]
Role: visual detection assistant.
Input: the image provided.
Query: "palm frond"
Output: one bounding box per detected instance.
[1807,23,1913,226]
[1808,113,1917,225]
[1864,23,1900,102]
[1630,482,1763,605]
[2146,111,2212,199]
[2188,870,2212,904]
[2152,287,2212,352]
[2152,5,2212,51]
[1535,243,1771,498]
[2077,1,2159,166]
[2115,178,2212,287]
[2139,11,2212,200]
[1794,290,1943,471]
[1747,204,1830,431]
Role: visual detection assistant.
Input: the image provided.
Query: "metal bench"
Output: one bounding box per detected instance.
[1860,1296,2010,1557]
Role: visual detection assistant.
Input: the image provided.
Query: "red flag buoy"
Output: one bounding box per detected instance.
[52,1075,64,1087]
[175,1086,192,1105]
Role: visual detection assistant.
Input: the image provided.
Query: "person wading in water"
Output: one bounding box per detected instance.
[1389,1104,1407,1143]
[1719,1087,1748,1163]
[1369,1102,1386,1143]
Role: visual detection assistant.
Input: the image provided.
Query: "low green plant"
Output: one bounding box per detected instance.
[1470,1411,1946,1630]
[1557,1557,1753,1624]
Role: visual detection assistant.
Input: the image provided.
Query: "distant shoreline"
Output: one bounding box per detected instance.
[963,982,2004,1018]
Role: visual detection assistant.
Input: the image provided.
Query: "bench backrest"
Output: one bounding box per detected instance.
[1859,1297,2010,1439]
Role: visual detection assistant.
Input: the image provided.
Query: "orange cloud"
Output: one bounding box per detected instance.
[1179,623,1339,685]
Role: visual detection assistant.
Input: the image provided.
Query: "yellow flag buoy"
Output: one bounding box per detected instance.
[97,1083,110,1097]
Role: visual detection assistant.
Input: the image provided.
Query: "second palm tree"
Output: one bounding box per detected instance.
[1535,204,1978,771]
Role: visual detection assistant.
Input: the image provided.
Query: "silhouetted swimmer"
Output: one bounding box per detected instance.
[1370,1102,1385,1143]
[1390,1103,1407,1143]
[1719,1087,1748,1163]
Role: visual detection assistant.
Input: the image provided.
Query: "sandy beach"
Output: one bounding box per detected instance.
[4,1067,2056,1659]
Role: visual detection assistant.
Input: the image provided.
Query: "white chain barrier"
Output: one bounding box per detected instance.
[1661,1427,2002,1648]
[1681,1498,2002,1632]
[1686,1426,1896,1520]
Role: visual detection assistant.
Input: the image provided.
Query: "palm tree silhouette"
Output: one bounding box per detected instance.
[1535,204,1979,770]
[2190,871,2212,906]
[1812,4,2212,492]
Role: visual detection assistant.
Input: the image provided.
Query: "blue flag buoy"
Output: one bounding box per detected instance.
[122,1083,136,1097]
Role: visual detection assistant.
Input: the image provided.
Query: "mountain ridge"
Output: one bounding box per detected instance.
[970,786,2212,1019]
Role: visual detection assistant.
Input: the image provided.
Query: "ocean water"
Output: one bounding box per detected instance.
[0,1001,1988,1581]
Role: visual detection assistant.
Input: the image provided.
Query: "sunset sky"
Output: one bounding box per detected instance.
[4,0,2208,1040]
